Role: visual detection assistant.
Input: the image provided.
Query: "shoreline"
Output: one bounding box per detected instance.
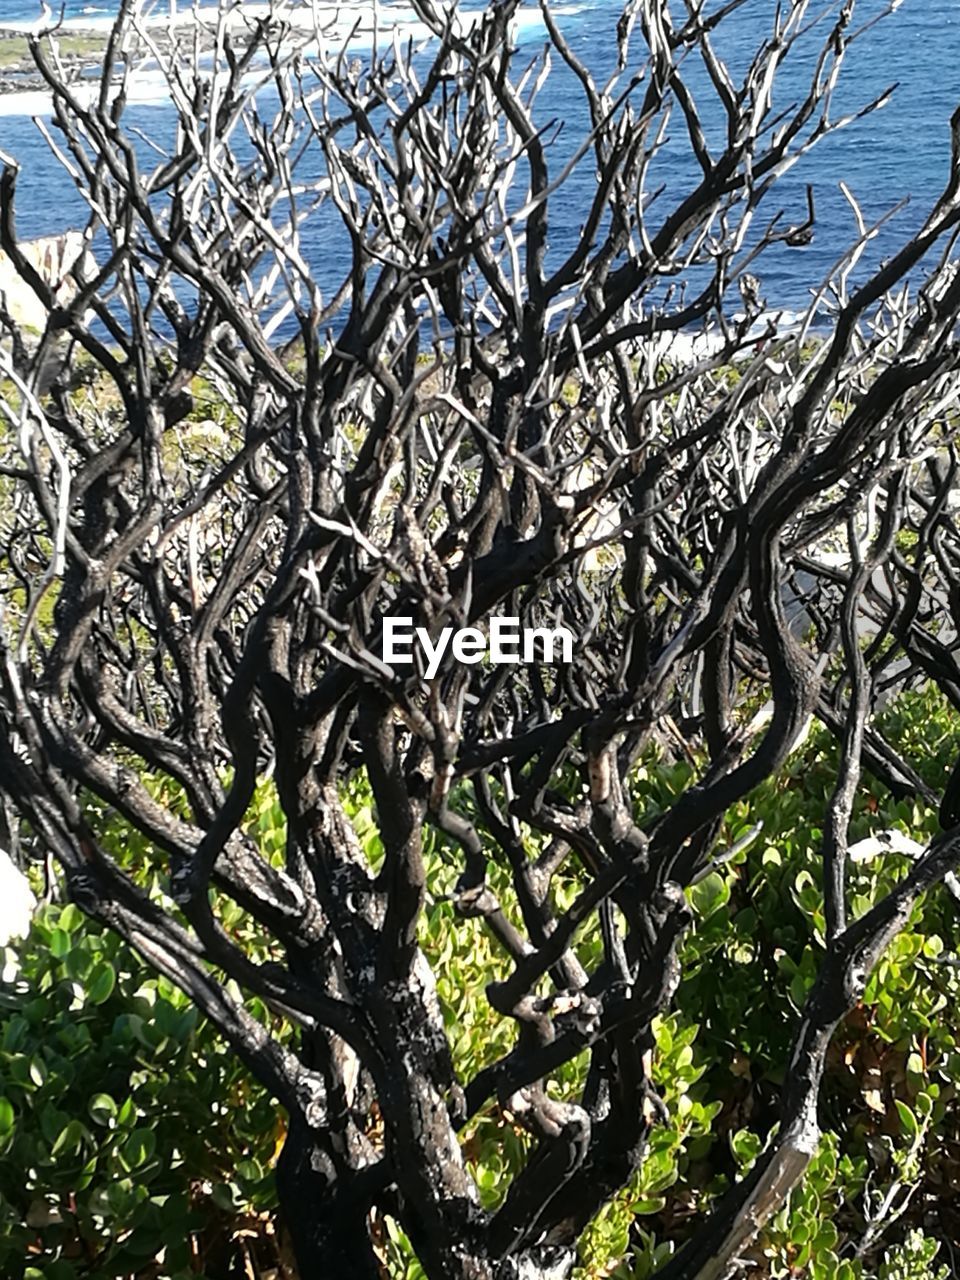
[0,2,441,113]
[0,3,583,114]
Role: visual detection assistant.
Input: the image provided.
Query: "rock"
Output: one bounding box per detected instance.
[0,229,93,334]
[0,846,35,946]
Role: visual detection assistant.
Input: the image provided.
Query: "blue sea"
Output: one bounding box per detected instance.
[0,0,955,318]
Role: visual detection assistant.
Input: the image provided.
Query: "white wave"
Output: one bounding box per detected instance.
[0,66,176,116]
[0,14,117,32]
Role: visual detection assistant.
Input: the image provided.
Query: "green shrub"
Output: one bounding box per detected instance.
[0,903,282,1280]
[4,687,960,1279]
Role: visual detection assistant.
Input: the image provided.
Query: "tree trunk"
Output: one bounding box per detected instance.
[276,1119,382,1280]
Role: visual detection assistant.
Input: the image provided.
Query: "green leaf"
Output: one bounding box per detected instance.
[51,1118,86,1158]
[236,1158,264,1183]
[633,1196,667,1215]
[211,1180,243,1211]
[58,904,83,933]
[49,928,71,958]
[730,1128,762,1168]
[0,1097,14,1135]
[89,1093,117,1126]
[40,1103,69,1147]
[121,1128,157,1170]
[895,1099,919,1139]
[87,961,117,1005]
[688,871,730,920]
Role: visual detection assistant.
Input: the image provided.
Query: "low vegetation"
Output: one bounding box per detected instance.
[3,686,960,1279]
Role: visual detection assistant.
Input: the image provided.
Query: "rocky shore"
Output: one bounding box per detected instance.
[0,26,211,97]
[0,32,97,94]
[0,5,428,105]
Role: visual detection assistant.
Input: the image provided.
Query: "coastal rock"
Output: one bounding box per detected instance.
[0,229,92,334]
[0,846,35,948]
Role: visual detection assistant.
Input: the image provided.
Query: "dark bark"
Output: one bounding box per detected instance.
[276,1120,383,1280]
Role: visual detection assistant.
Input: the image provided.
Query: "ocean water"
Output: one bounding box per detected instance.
[0,0,956,319]
[0,0,115,17]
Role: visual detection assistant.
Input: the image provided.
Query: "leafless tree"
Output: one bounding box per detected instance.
[3,0,960,1275]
